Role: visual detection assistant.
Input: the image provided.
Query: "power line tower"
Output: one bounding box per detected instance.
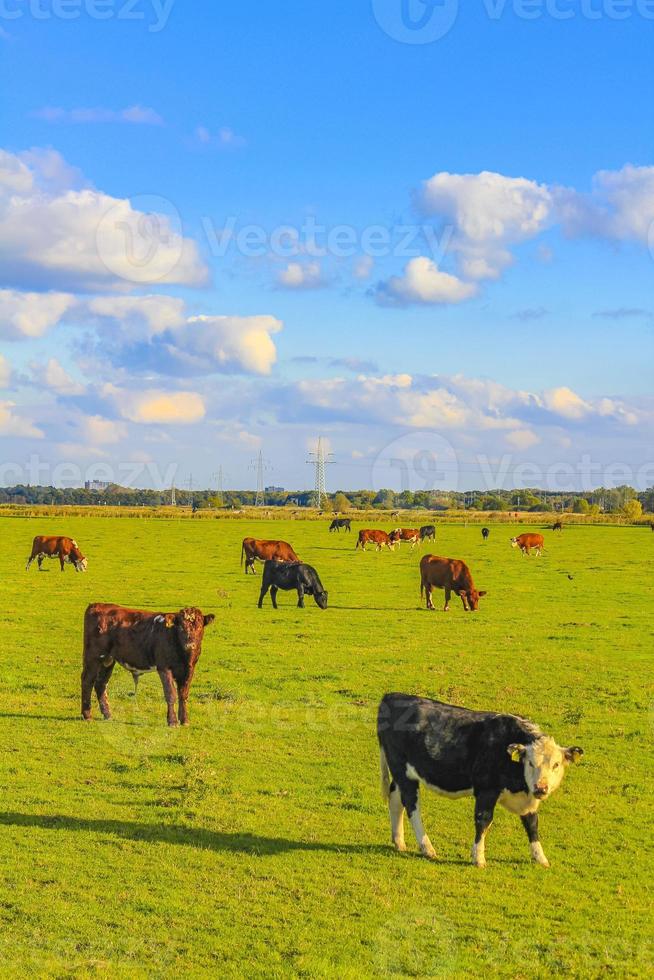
[306,437,334,509]
[251,451,269,507]
[170,482,176,507]
[212,466,224,507]
[187,473,194,510]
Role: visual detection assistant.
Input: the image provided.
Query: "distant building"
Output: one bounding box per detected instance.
[84,480,111,492]
[265,486,285,493]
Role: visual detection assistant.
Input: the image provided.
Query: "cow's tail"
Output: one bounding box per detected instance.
[240,541,245,568]
[379,746,392,801]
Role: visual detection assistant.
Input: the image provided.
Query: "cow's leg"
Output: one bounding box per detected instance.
[425,584,434,611]
[37,555,45,570]
[521,812,549,867]
[257,582,269,608]
[399,779,436,859]
[460,593,469,612]
[81,663,98,720]
[443,588,451,612]
[388,779,406,852]
[472,792,497,867]
[94,662,115,720]
[270,585,279,609]
[158,668,179,726]
[59,554,66,571]
[296,584,305,608]
[26,554,34,571]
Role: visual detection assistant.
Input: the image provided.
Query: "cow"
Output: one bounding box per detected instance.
[552,521,563,532]
[420,554,486,612]
[329,518,352,533]
[258,561,328,609]
[26,535,87,573]
[481,527,490,541]
[511,533,545,556]
[241,537,300,574]
[81,603,215,726]
[420,525,436,542]
[390,528,421,549]
[377,693,584,868]
[356,529,396,552]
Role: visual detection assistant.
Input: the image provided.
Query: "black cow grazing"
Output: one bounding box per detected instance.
[552,521,563,532]
[258,561,328,609]
[329,518,352,533]
[419,525,436,542]
[377,693,583,868]
[481,527,490,541]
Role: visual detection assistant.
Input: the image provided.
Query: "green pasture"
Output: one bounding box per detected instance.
[0,515,652,978]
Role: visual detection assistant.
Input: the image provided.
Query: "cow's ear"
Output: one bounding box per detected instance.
[478,590,488,597]
[203,614,215,627]
[564,746,584,764]
[508,743,525,763]
[164,614,176,629]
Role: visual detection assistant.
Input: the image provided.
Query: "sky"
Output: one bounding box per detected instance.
[0,0,653,494]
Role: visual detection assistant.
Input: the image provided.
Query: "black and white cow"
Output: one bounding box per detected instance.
[377,693,583,868]
[258,560,328,609]
[481,527,490,541]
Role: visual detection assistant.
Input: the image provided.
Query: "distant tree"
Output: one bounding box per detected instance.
[588,504,601,516]
[332,492,352,511]
[373,489,395,509]
[573,498,590,514]
[621,499,643,522]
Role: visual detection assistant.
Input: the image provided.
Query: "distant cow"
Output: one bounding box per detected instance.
[420,525,436,542]
[26,535,87,573]
[511,533,545,556]
[329,518,352,533]
[552,521,563,532]
[481,527,490,541]
[377,693,583,867]
[241,537,300,574]
[356,529,396,552]
[420,554,486,612]
[81,603,215,726]
[390,528,421,549]
[258,561,328,609]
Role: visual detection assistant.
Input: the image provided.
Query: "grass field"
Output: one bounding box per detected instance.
[0,515,652,978]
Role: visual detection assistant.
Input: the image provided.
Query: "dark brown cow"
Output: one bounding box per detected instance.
[511,533,545,556]
[390,528,421,549]
[420,554,487,612]
[241,537,300,574]
[26,535,87,572]
[356,529,396,552]
[81,603,215,726]
[552,521,563,532]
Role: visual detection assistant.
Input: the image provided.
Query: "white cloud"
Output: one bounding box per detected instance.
[277,261,325,290]
[0,148,208,291]
[33,357,85,396]
[416,170,553,282]
[375,256,478,306]
[195,125,246,148]
[181,315,282,375]
[0,401,43,438]
[33,105,164,125]
[0,289,75,339]
[0,354,11,388]
[542,386,592,420]
[81,415,128,444]
[85,294,186,336]
[353,255,374,280]
[506,429,540,450]
[106,386,206,425]
[557,164,654,244]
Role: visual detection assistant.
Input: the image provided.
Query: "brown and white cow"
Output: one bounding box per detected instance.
[81,603,215,726]
[511,533,545,557]
[26,535,87,572]
[390,528,421,549]
[419,554,487,612]
[241,537,300,574]
[356,529,396,552]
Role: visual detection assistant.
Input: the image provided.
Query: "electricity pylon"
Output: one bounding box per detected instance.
[306,437,334,509]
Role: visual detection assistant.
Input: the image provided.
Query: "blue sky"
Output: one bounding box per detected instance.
[0,0,652,492]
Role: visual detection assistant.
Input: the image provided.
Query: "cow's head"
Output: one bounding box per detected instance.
[156,609,215,660]
[459,588,487,611]
[510,537,518,548]
[389,530,401,542]
[73,552,88,572]
[313,589,328,610]
[507,737,584,800]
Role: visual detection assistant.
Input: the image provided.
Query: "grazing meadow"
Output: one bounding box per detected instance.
[0,514,652,978]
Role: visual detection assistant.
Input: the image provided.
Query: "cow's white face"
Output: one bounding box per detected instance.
[508,737,583,800]
[75,557,88,572]
[510,537,518,548]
